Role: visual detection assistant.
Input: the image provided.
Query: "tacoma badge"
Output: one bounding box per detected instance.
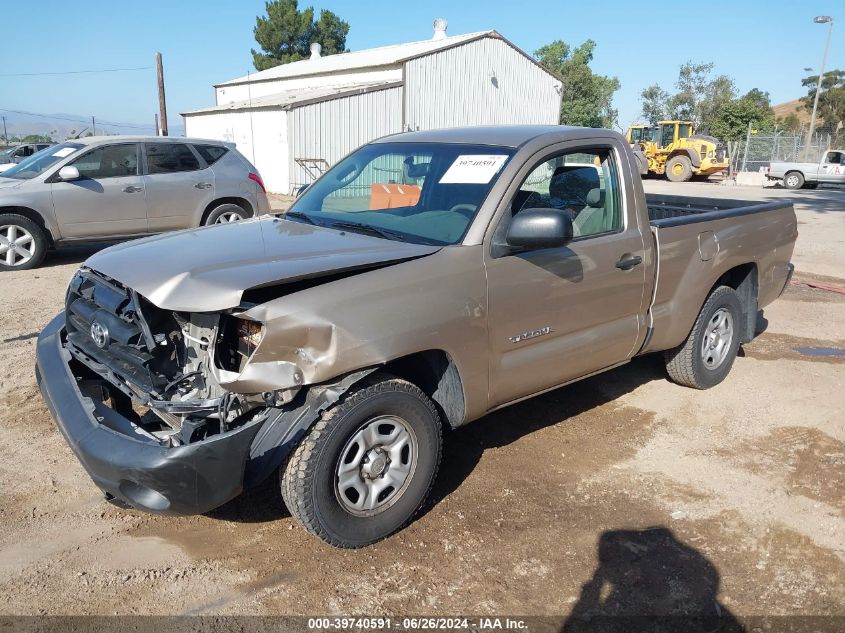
[509,326,551,344]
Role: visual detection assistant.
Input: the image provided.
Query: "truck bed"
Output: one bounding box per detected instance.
[646,193,789,228]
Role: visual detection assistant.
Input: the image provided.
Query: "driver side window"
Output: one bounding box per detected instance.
[71,144,139,179]
[510,148,622,239]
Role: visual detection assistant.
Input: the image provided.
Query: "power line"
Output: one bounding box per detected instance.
[0,66,152,78]
[0,108,154,130]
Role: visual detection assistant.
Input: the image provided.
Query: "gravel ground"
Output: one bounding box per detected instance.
[0,182,842,621]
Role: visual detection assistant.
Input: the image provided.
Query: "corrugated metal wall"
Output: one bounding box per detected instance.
[404,37,562,131]
[287,86,403,191]
[185,109,288,193]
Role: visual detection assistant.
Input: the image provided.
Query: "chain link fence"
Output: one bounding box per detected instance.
[728,125,842,174]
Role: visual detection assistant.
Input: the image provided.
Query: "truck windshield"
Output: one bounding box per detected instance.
[287,142,515,245]
[2,142,83,180]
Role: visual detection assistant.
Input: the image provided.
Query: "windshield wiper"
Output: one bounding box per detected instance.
[325,220,411,242]
[283,210,318,225]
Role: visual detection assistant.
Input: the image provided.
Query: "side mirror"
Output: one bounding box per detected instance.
[58,165,80,181]
[506,208,574,250]
[295,183,309,197]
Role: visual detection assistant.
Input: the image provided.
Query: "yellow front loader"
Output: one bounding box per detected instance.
[626,121,729,182]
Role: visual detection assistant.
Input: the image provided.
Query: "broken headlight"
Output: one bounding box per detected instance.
[215,316,265,373]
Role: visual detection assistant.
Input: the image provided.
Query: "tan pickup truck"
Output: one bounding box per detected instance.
[36,126,797,547]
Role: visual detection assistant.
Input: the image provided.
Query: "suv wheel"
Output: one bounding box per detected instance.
[664,286,743,389]
[204,203,251,225]
[281,374,442,548]
[0,214,47,271]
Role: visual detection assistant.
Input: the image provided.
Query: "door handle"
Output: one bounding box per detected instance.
[194,182,212,189]
[123,185,143,193]
[615,255,643,270]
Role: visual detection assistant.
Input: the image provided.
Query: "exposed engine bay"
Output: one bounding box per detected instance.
[64,268,290,447]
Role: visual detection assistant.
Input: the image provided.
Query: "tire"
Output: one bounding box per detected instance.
[0,213,48,271]
[783,171,804,189]
[664,286,743,389]
[281,374,443,548]
[803,182,818,190]
[204,203,251,225]
[665,155,693,182]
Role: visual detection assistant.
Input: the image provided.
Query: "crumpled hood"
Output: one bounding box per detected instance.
[86,216,441,312]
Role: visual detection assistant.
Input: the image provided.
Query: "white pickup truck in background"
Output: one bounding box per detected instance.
[766,149,845,189]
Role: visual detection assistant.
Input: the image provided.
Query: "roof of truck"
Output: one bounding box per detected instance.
[373,125,622,148]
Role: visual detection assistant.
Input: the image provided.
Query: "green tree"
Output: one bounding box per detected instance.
[640,84,670,123]
[535,39,620,129]
[639,62,738,132]
[800,69,845,132]
[709,89,776,141]
[252,0,349,71]
[666,62,736,130]
[777,112,802,133]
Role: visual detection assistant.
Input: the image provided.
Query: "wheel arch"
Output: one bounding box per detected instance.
[0,205,54,246]
[382,349,467,429]
[199,197,254,225]
[711,262,758,343]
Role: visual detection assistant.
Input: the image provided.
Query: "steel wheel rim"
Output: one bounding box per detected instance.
[335,415,418,516]
[701,307,733,369]
[0,224,35,267]
[215,211,244,223]
[786,175,799,187]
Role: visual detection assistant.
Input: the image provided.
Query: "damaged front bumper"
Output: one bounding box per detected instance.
[38,315,270,515]
[36,314,374,515]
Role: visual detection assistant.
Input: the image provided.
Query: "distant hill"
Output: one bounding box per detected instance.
[772,99,810,123]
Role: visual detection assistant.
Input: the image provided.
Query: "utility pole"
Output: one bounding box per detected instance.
[156,52,168,136]
[805,16,834,160]
[92,116,96,136]
[154,113,159,137]
[1,116,7,146]
[740,120,752,173]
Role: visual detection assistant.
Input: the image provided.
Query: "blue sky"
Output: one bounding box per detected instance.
[1,0,841,134]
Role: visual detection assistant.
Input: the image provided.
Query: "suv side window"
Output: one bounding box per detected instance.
[193,144,228,165]
[145,143,201,174]
[71,143,139,179]
[509,148,622,239]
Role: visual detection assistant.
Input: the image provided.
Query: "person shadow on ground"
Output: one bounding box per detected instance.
[563,527,744,633]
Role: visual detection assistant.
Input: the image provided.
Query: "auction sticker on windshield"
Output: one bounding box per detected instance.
[439,154,508,184]
[52,147,76,158]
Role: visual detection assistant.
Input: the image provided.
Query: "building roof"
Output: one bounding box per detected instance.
[216,30,497,87]
[181,81,401,116]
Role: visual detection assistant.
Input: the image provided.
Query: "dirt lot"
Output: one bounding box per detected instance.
[0,182,842,622]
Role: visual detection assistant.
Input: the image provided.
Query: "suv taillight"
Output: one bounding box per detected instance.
[248,172,266,193]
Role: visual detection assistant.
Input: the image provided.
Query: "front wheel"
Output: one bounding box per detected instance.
[664,286,743,389]
[665,155,693,182]
[281,374,442,548]
[0,213,47,271]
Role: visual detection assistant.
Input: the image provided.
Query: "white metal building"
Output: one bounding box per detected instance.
[182,23,563,194]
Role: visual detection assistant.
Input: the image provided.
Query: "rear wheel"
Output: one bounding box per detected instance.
[664,286,743,389]
[783,171,804,189]
[281,374,442,548]
[0,214,47,271]
[665,155,693,182]
[204,203,251,225]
